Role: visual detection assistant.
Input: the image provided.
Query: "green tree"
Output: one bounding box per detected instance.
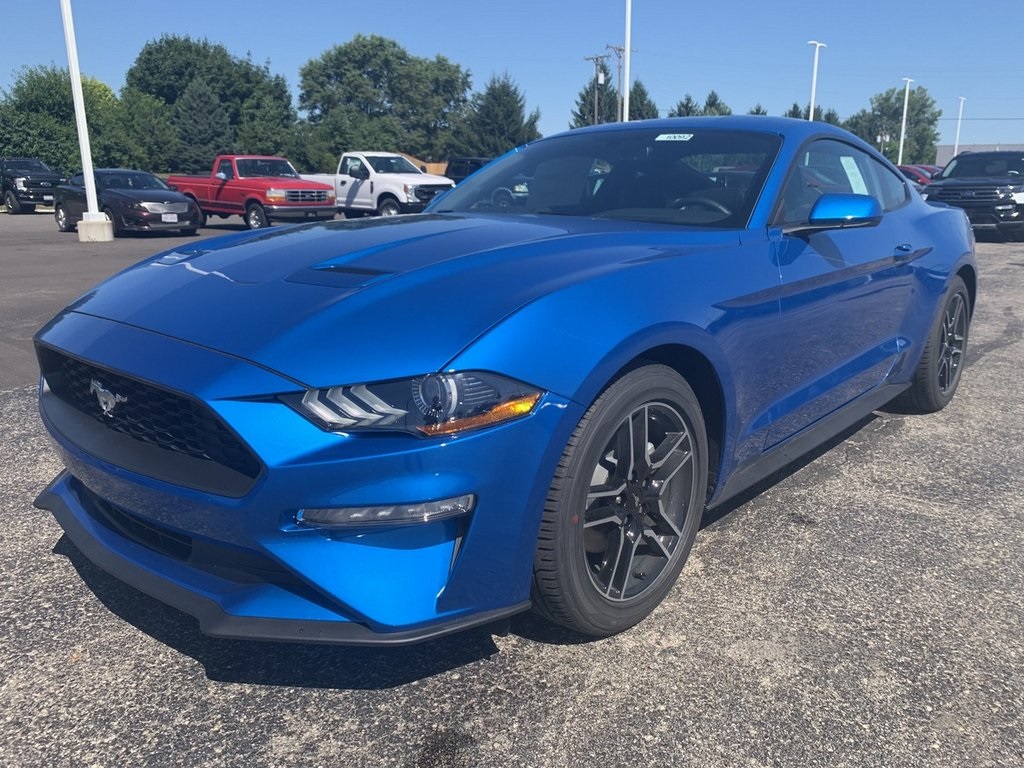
[457,74,540,157]
[173,77,233,172]
[236,85,297,156]
[628,80,659,120]
[701,90,732,116]
[1,65,131,168]
[668,94,702,117]
[299,35,471,161]
[844,86,941,163]
[748,103,769,115]
[570,60,617,127]
[783,102,805,119]
[120,88,178,172]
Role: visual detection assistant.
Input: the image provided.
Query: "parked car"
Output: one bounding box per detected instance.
[54,169,203,236]
[1,157,62,213]
[303,151,454,217]
[923,151,1024,240]
[34,117,976,646]
[445,157,491,184]
[897,165,934,185]
[168,155,336,229]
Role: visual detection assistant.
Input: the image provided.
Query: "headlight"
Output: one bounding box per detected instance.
[286,372,542,436]
[14,177,27,190]
[298,494,475,528]
[403,184,419,202]
[266,188,286,201]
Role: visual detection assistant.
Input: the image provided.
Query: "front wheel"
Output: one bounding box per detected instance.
[55,204,74,232]
[102,207,121,236]
[896,275,970,413]
[376,197,401,216]
[533,364,708,636]
[4,190,23,213]
[245,202,268,229]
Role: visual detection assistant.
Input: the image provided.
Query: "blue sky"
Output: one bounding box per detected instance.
[3,0,1022,148]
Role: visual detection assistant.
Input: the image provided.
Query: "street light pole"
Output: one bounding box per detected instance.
[897,77,913,165]
[59,0,112,242]
[954,96,966,156]
[807,41,826,121]
[623,0,632,122]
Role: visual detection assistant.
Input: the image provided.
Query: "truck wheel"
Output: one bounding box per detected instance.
[376,197,401,216]
[4,190,23,214]
[245,203,268,229]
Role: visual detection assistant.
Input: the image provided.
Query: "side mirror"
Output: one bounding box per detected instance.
[349,166,369,180]
[783,193,883,236]
[168,184,179,191]
[215,171,228,181]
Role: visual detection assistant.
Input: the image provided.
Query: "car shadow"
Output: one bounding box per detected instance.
[52,534,505,689]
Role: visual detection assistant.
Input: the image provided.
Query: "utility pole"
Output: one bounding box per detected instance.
[584,54,609,125]
[606,44,624,121]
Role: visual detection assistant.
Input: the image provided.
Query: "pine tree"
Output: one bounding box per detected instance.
[628,80,659,120]
[570,61,618,128]
[668,95,701,117]
[173,77,233,172]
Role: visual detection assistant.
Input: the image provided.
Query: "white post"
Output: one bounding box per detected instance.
[807,41,826,121]
[623,0,632,122]
[953,96,966,157]
[59,0,113,242]
[897,77,913,166]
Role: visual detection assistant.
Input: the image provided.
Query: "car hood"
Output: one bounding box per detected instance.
[101,189,192,204]
[62,214,725,387]
[385,172,453,186]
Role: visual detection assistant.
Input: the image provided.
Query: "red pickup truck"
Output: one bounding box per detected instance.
[167,155,336,229]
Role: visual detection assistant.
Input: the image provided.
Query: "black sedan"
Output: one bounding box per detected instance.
[55,169,203,236]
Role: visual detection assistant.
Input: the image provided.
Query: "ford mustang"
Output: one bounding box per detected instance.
[34,117,976,645]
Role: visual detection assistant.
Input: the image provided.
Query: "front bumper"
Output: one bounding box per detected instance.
[264,205,336,221]
[118,210,203,232]
[34,311,579,644]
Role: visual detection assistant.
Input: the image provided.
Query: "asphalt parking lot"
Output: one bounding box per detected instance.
[1,211,1022,767]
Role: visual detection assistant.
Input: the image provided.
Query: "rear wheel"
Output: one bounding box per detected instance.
[245,202,268,229]
[897,275,970,413]
[533,364,708,636]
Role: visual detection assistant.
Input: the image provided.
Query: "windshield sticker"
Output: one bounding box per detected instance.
[655,133,694,142]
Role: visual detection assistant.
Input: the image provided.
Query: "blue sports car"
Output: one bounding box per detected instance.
[35,117,976,644]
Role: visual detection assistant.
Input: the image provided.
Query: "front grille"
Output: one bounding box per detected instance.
[285,189,330,203]
[413,185,453,202]
[929,186,1003,203]
[39,347,261,482]
[141,201,190,214]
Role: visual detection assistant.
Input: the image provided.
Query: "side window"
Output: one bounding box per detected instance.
[777,139,909,223]
[216,159,233,179]
[344,158,365,177]
[71,174,85,186]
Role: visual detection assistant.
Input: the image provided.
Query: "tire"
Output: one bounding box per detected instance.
[376,197,401,216]
[245,202,268,229]
[55,204,74,233]
[4,190,23,214]
[532,364,708,636]
[102,207,121,236]
[896,275,970,413]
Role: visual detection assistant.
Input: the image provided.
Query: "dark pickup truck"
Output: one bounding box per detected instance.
[924,151,1024,241]
[1,157,63,213]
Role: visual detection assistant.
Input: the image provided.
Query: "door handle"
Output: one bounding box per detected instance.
[894,243,915,262]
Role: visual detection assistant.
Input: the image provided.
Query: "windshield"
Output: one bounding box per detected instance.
[6,159,53,174]
[940,153,1024,179]
[366,155,421,174]
[428,128,781,228]
[235,158,299,178]
[97,172,170,191]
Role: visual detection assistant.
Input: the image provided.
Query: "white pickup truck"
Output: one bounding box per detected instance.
[303,152,454,217]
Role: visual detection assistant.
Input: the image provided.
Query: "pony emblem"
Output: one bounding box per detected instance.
[89,379,127,417]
